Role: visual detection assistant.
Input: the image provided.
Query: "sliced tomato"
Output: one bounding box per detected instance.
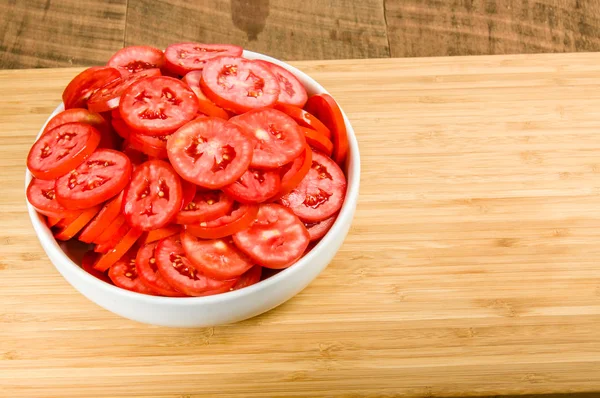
[279,151,346,222]
[155,236,237,296]
[123,159,182,231]
[108,46,165,77]
[304,214,337,241]
[94,214,126,244]
[277,146,312,197]
[167,117,253,188]
[180,179,196,209]
[129,132,170,159]
[82,251,112,284]
[79,191,124,243]
[46,216,62,228]
[142,225,181,244]
[229,108,305,169]
[223,168,280,204]
[300,126,333,156]
[94,228,144,272]
[55,212,81,229]
[232,265,262,291]
[185,203,258,239]
[27,178,77,218]
[112,117,131,139]
[275,103,331,140]
[164,42,243,75]
[200,56,280,113]
[181,232,254,280]
[305,94,349,165]
[121,141,147,165]
[95,219,129,253]
[233,203,309,269]
[54,205,101,241]
[135,242,184,297]
[119,76,198,136]
[43,108,111,138]
[108,252,157,295]
[175,190,234,225]
[55,149,132,209]
[183,70,229,119]
[62,67,121,109]
[27,122,101,180]
[255,60,308,108]
[88,68,162,113]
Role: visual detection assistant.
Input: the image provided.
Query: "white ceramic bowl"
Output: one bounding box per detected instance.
[25,50,360,327]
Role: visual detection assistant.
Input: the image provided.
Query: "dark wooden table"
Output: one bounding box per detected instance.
[2,0,600,68]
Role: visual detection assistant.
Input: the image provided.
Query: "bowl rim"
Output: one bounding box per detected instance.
[25,49,361,305]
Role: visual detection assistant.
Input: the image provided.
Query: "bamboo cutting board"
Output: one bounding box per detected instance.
[2,53,600,398]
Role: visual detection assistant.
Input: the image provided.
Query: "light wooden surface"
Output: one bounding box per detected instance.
[2,53,600,397]
[4,0,600,68]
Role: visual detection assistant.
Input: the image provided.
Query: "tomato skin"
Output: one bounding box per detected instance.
[128,132,170,159]
[182,71,229,120]
[94,220,129,253]
[185,203,258,239]
[175,190,234,225]
[300,126,333,156]
[200,56,280,114]
[62,67,121,109]
[43,108,111,138]
[223,168,281,204]
[46,216,62,228]
[181,232,254,280]
[54,205,101,241]
[233,203,310,269]
[180,179,196,209]
[79,191,124,243]
[155,236,238,297]
[279,151,347,222]
[304,214,337,241]
[94,228,144,272]
[55,149,132,210]
[107,46,165,77]
[108,253,157,295]
[135,242,184,297]
[232,265,262,290]
[26,178,78,219]
[142,225,181,245]
[164,42,243,75]
[275,103,331,140]
[123,159,183,231]
[27,122,101,180]
[277,146,312,198]
[254,60,308,108]
[304,94,349,165]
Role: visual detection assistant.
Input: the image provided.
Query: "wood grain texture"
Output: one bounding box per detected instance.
[0,0,127,69]
[3,53,600,397]
[124,0,390,60]
[385,0,600,57]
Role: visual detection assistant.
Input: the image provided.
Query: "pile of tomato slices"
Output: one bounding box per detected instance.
[26,43,349,297]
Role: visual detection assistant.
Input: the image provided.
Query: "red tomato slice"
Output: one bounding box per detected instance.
[180,179,196,209]
[181,233,254,280]
[229,108,305,169]
[82,251,112,284]
[223,168,280,204]
[304,214,337,241]
[129,132,170,159]
[274,103,331,140]
[94,214,126,244]
[121,141,147,165]
[43,108,110,138]
[135,242,184,297]
[277,146,312,197]
[95,219,129,253]
[155,236,237,296]
[108,252,157,295]
[255,60,308,108]
[107,46,165,77]
[164,42,243,75]
[300,126,333,156]
[112,117,131,139]
[232,265,262,291]
[119,76,198,136]
[55,149,132,210]
[62,67,121,109]
[88,68,162,113]
[56,212,81,229]
[167,117,253,188]
[175,190,234,225]
[200,56,280,114]
[182,71,230,120]
[185,203,258,239]
[305,94,349,165]
[27,122,101,180]
[142,225,181,244]
[54,205,101,241]
[233,203,309,269]
[279,151,346,222]
[94,228,144,272]
[123,159,182,231]
[46,216,62,228]
[79,191,124,243]
[27,178,77,218]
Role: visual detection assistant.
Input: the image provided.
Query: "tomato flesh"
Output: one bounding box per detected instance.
[181,232,254,280]
[62,67,121,109]
[277,146,312,197]
[135,242,184,296]
[167,117,253,189]
[185,203,258,239]
[279,151,346,222]
[175,190,234,225]
[304,214,337,241]
[129,132,170,159]
[79,191,124,243]
[183,70,230,120]
[108,253,157,295]
[94,228,144,272]
[165,42,243,75]
[27,178,77,218]
[305,94,349,165]
[28,122,101,180]
[300,126,333,156]
[255,60,308,108]
[108,46,165,77]
[223,168,280,204]
[275,103,331,140]
[143,225,181,244]
[55,149,132,210]
[43,108,110,138]
[54,205,101,241]
[233,203,309,269]
[232,265,262,290]
[123,159,183,231]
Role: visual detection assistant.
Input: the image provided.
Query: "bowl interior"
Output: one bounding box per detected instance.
[25,50,360,304]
